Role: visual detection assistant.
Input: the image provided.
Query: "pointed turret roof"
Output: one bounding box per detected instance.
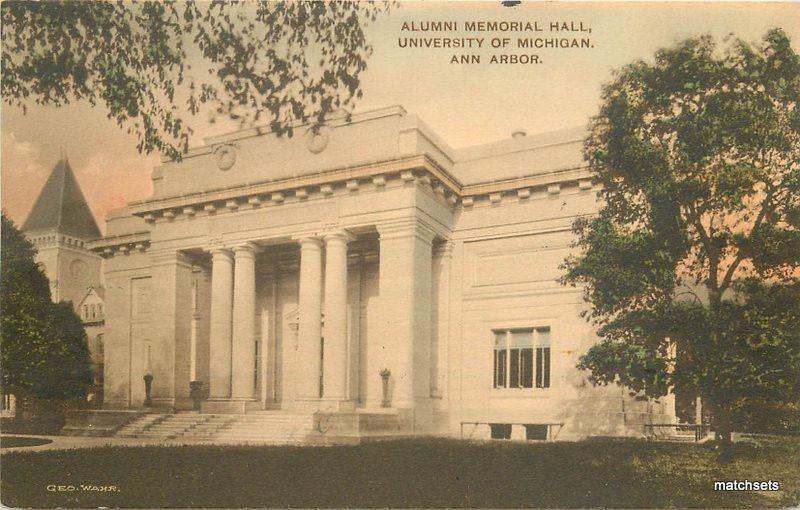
[23,158,101,240]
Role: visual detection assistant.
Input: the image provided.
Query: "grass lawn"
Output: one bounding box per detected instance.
[1,437,798,508]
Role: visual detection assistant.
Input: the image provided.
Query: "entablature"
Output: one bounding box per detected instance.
[89,231,151,258]
[126,154,597,226]
[128,154,461,224]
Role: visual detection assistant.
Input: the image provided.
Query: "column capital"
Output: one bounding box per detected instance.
[294,235,323,249]
[377,218,437,245]
[209,246,233,258]
[433,240,455,259]
[232,241,258,256]
[323,229,356,244]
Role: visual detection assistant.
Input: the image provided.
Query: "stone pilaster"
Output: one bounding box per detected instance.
[323,230,355,406]
[431,241,454,399]
[148,249,194,409]
[208,248,234,399]
[377,218,436,429]
[296,236,323,400]
[231,242,257,400]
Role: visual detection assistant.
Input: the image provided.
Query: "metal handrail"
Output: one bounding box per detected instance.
[644,423,710,441]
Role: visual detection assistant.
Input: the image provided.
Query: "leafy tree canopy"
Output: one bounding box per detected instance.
[1,1,390,159]
[562,29,800,443]
[1,213,92,401]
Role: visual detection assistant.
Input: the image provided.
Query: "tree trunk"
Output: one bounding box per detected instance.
[712,401,734,459]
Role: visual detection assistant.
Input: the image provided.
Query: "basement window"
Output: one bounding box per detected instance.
[489,423,512,439]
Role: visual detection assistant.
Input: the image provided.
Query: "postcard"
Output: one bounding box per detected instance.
[1,1,798,508]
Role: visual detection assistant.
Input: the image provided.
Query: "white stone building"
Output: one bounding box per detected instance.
[49,106,674,440]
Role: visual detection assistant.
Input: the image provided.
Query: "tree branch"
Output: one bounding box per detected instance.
[720,185,775,292]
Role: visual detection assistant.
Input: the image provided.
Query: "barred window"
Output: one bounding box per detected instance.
[493,327,551,389]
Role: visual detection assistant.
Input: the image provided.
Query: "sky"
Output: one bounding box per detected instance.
[2,1,799,232]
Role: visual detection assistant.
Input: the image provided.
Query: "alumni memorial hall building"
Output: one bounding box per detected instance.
[31,106,675,442]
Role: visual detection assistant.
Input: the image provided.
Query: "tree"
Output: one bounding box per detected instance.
[561,29,800,451]
[1,1,390,159]
[0,213,92,412]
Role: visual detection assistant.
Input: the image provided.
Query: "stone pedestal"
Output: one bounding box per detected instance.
[308,408,407,445]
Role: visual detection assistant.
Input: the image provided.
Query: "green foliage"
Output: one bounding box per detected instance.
[562,29,800,436]
[1,1,390,159]
[1,213,92,400]
[731,399,800,435]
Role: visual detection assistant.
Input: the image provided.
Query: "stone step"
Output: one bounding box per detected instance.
[115,412,317,442]
[138,433,179,438]
[219,432,311,437]
[233,423,313,427]
[214,434,311,441]
[231,421,313,427]
[233,420,312,425]
[114,415,170,437]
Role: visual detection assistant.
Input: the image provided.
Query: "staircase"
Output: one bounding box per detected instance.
[118,413,211,440]
[179,415,239,441]
[115,414,169,437]
[114,411,315,444]
[211,412,315,444]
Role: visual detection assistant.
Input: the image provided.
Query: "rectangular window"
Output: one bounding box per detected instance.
[493,327,551,390]
[536,327,551,388]
[493,332,507,388]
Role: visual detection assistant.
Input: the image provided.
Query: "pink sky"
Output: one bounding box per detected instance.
[3,1,798,233]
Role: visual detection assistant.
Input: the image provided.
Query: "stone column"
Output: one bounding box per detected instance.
[209,248,234,399]
[377,219,435,428]
[323,230,354,405]
[296,237,323,400]
[231,243,257,400]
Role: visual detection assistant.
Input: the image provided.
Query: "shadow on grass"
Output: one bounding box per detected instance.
[1,437,797,508]
[0,436,53,448]
[1,417,63,436]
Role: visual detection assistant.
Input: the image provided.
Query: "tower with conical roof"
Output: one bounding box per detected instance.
[23,156,103,308]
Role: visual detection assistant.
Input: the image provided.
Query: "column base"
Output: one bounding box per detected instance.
[201,398,260,414]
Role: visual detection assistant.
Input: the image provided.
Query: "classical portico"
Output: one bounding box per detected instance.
[193,218,436,421]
